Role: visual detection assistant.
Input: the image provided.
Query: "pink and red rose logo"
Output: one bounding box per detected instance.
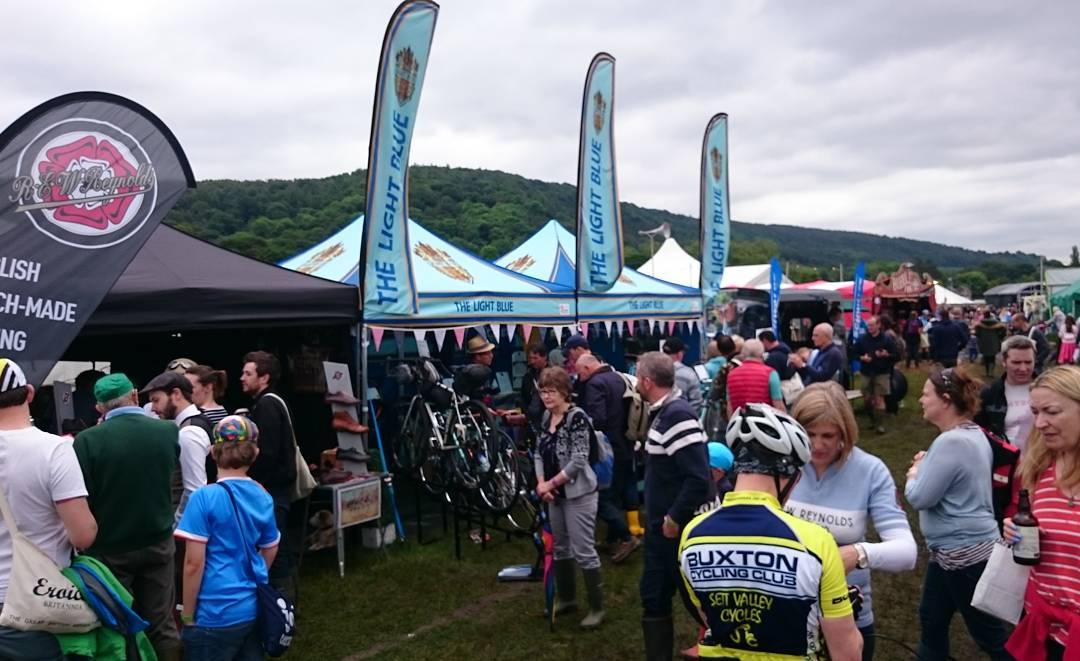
[37,135,139,231]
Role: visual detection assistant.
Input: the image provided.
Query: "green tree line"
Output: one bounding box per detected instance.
[164,166,1047,295]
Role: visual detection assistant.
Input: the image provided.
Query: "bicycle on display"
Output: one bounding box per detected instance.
[392,359,520,515]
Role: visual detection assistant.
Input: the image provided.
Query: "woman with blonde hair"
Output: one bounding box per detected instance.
[787,381,916,659]
[1004,365,1080,660]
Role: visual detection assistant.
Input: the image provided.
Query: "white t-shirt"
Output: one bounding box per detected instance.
[175,404,212,523]
[0,426,88,602]
[1004,381,1034,452]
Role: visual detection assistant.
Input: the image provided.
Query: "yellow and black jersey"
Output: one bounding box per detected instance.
[678,490,852,660]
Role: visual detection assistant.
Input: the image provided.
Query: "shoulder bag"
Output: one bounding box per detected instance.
[261,393,317,502]
[0,469,99,633]
[218,481,296,656]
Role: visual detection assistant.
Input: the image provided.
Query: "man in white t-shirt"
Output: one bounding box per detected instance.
[0,358,97,660]
[976,335,1037,452]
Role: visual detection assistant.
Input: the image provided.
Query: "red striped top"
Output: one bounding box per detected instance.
[1025,464,1080,646]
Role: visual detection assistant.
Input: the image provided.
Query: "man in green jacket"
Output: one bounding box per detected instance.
[73,373,181,661]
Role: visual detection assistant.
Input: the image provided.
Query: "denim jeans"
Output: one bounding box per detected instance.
[917,560,1012,661]
[181,620,262,661]
[0,624,62,661]
[858,623,875,661]
[639,531,680,618]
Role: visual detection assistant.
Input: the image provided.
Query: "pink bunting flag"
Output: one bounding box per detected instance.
[522,324,533,342]
[371,327,385,352]
[453,326,466,349]
[580,322,589,337]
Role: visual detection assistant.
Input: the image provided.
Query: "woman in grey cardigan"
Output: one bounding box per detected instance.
[534,366,603,629]
[905,366,1011,661]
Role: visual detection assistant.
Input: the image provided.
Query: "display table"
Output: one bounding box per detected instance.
[312,476,382,577]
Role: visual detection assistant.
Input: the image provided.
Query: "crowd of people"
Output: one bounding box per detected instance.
[3,298,1080,660]
[519,319,1080,660]
[0,351,303,661]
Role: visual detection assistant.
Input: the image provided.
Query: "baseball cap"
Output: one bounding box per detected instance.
[94,374,135,403]
[564,335,589,351]
[708,442,734,471]
[140,371,193,397]
[214,415,259,444]
[0,358,27,393]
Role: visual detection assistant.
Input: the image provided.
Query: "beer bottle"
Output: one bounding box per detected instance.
[1013,488,1040,565]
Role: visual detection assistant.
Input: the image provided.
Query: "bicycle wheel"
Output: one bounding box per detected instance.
[476,430,520,515]
[446,408,484,492]
[414,409,447,496]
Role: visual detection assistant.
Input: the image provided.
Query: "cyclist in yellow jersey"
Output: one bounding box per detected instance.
[678,404,863,660]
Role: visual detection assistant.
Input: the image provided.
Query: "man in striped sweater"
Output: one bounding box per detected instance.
[635,352,711,661]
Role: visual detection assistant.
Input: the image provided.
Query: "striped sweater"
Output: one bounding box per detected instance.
[643,389,711,532]
[1024,464,1080,647]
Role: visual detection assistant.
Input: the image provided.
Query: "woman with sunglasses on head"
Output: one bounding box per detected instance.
[905,366,1012,660]
[786,381,916,660]
[1003,365,1080,661]
[533,367,604,629]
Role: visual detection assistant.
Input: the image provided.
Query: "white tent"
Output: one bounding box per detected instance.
[934,281,973,306]
[637,237,791,289]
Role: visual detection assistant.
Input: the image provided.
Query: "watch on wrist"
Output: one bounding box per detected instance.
[854,544,869,569]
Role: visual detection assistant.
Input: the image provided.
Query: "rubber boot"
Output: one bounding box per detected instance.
[642,615,674,661]
[627,510,645,537]
[553,559,578,616]
[580,567,605,629]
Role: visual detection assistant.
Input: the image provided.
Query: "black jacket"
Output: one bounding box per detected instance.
[853,332,900,376]
[581,365,630,461]
[248,390,298,498]
[765,342,797,380]
[519,364,545,429]
[928,320,969,362]
[974,376,1008,439]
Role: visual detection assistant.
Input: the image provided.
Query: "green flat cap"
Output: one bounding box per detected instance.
[93,373,135,403]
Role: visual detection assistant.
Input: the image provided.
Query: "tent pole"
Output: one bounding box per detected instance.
[359,322,369,428]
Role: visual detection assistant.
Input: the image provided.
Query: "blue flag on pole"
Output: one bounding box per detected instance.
[360,0,439,316]
[700,114,730,300]
[576,53,623,293]
[769,257,782,336]
[852,261,866,340]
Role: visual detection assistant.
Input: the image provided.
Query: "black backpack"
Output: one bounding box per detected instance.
[978,425,1020,533]
[181,413,218,484]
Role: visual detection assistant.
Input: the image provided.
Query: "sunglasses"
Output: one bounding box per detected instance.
[168,359,194,371]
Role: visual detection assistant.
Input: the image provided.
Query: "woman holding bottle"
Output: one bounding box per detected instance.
[1003,365,1080,661]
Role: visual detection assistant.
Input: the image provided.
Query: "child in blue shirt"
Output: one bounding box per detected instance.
[175,415,279,661]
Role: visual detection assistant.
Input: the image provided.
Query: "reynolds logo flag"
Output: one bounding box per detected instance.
[0,92,194,384]
[700,113,729,299]
[360,0,439,316]
[576,53,623,293]
[769,257,782,335]
[852,261,866,340]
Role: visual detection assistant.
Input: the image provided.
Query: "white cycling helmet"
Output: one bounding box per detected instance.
[725,403,811,476]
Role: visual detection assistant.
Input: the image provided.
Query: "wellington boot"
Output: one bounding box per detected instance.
[579,567,605,629]
[642,616,674,661]
[627,510,645,537]
[553,558,578,616]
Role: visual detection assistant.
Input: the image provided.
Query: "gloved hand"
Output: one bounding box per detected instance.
[848,584,864,618]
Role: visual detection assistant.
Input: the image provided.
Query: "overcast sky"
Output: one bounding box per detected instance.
[3,1,1077,261]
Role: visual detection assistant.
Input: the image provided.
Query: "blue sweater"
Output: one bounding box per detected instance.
[643,391,711,532]
[904,423,999,550]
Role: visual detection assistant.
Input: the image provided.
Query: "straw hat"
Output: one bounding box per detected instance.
[466,335,496,354]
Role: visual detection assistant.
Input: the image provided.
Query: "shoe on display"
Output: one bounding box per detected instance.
[325,391,361,405]
[332,410,369,434]
[337,446,369,462]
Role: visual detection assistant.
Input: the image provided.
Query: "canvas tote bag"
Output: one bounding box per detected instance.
[0,476,98,633]
[263,393,317,502]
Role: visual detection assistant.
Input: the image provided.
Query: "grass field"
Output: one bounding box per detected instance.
[291,366,990,660]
